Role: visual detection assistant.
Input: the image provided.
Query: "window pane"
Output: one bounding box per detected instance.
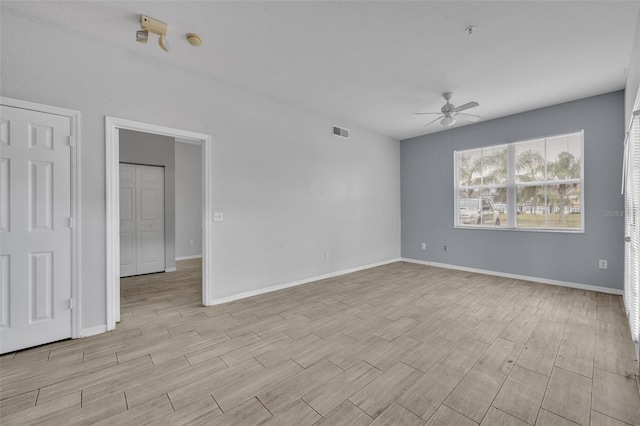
[546,183,581,228]
[516,184,582,229]
[481,145,508,185]
[458,192,480,226]
[516,185,546,227]
[515,139,545,183]
[457,149,482,187]
[458,191,505,227]
[547,134,582,181]
[492,192,508,228]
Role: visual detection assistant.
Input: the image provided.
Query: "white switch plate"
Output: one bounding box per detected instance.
[599,260,607,269]
[421,243,426,250]
[213,212,224,222]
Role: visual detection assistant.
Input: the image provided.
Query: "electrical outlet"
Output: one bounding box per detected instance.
[325,252,330,260]
[213,212,224,222]
[421,243,426,250]
[599,260,608,269]
[188,240,194,246]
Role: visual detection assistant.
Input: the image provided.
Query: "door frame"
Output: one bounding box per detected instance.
[105,117,212,331]
[1,96,82,339]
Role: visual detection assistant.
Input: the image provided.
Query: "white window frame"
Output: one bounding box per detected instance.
[454,131,584,233]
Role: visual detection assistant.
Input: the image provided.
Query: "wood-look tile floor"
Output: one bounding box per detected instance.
[1,259,639,425]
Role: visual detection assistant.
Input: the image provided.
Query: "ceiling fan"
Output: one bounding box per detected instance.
[415,92,480,127]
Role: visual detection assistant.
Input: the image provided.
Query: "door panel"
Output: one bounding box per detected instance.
[139,230,161,263]
[30,160,54,230]
[139,188,160,220]
[1,255,9,328]
[136,165,164,275]
[0,105,72,354]
[30,251,53,322]
[0,158,8,231]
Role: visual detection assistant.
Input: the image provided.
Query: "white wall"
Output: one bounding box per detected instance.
[0,8,400,330]
[175,142,202,259]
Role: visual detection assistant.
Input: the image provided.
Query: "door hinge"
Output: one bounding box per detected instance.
[67,217,74,228]
[67,135,73,147]
[68,298,73,310]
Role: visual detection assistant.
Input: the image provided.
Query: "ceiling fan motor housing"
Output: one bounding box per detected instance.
[441,104,454,114]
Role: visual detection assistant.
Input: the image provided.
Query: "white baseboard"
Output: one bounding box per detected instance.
[401,257,624,296]
[176,255,203,261]
[80,325,107,338]
[207,257,402,306]
[165,267,177,273]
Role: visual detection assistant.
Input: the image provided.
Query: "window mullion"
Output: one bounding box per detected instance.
[507,144,516,227]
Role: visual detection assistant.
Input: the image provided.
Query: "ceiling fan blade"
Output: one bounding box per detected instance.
[453,101,479,112]
[414,112,441,115]
[423,115,444,127]
[455,113,480,122]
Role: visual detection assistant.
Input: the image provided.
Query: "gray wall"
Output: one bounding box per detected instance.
[119,130,176,271]
[401,91,625,290]
[175,142,202,259]
[1,7,400,330]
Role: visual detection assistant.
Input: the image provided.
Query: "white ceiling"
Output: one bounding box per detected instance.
[4,1,639,140]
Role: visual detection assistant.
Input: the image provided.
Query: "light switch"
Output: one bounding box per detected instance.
[213,212,224,222]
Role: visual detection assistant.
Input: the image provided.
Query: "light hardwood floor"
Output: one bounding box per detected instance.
[1,259,639,425]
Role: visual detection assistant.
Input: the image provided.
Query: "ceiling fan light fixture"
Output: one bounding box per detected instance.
[416,93,478,128]
[441,115,456,127]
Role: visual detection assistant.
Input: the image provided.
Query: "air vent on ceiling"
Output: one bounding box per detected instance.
[332,125,349,139]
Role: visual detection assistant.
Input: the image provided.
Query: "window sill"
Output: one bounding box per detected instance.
[453,224,584,234]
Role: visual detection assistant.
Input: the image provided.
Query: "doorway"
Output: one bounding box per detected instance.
[105,117,212,331]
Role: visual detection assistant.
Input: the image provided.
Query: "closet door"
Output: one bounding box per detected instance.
[120,164,164,277]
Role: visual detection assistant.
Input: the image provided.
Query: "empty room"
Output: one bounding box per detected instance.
[1,1,640,425]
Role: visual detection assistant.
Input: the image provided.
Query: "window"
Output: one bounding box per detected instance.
[623,97,639,355]
[455,131,583,231]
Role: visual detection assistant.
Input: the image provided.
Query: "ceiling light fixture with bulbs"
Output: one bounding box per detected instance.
[136,15,202,52]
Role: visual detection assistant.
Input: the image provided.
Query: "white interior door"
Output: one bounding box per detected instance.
[0,105,72,354]
[119,164,164,277]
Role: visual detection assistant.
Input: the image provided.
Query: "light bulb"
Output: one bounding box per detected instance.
[136,29,149,43]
